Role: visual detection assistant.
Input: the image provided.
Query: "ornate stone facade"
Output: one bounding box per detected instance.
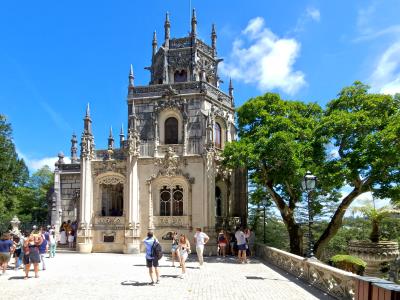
[51,11,247,254]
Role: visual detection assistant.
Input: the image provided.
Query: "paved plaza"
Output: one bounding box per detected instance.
[1,252,333,300]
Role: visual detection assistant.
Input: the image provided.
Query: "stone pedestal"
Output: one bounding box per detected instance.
[77,242,93,253]
[348,240,399,277]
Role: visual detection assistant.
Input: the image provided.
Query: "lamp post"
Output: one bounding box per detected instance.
[257,207,266,244]
[301,171,317,258]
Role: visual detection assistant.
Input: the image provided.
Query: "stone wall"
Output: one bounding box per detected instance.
[60,174,80,222]
[255,243,356,300]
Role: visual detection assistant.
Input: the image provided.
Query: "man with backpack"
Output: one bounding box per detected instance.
[143,231,161,285]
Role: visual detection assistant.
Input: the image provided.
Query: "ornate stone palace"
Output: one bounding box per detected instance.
[50,10,248,254]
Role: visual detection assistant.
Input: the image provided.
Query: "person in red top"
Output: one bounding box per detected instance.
[217,230,228,257]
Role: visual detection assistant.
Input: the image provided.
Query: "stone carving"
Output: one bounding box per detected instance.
[256,244,356,300]
[97,175,125,185]
[154,216,189,227]
[92,161,126,177]
[156,147,181,176]
[95,216,124,225]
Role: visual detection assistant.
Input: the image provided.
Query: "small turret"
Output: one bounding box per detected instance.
[211,24,217,55]
[108,126,114,150]
[164,12,170,48]
[191,9,197,37]
[229,78,234,97]
[129,64,134,87]
[71,132,78,163]
[152,31,157,59]
[119,124,125,148]
[83,103,92,135]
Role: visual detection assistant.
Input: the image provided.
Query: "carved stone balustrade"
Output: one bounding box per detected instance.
[256,244,357,300]
[153,216,190,228]
[157,144,184,156]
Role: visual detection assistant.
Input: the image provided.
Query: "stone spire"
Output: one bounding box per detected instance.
[70,132,78,163]
[152,31,157,58]
[164,12,170,47]
[129,64,134,87]
[229,78,234,97]
[211,24,217,55]
[191,9,197,37]
[108,126,114,150]
[128,100,137,132]
[119,124,125,147]
[83,103,92,135]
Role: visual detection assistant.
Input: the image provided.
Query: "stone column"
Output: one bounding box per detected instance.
[148,181,154,230]
[124,154,140,254]
[77,157,93,253]
[154,118,159,156]
[52,168,62,232]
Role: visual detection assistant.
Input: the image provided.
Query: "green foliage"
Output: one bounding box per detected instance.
[223,82,400,257]
[0,115,54,227]
[352,204,400,242]
[330,254,366,275]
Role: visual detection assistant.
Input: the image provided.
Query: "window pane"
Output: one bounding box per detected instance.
[160,186,171,216]
[214,123,221,148]
[165,117,178,144]
[172,186,183,216]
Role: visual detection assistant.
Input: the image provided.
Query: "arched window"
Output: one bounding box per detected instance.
[160,185,184,216]
[160,186,171,216]
[174,70,187,83]
[216,186,222,217]
[101,183,123,216]
[172,186,183,216]
[214,122,222,149]
[165,117,178,144]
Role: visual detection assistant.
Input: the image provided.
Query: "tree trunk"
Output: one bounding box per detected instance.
[286,219,303,256]
[314,187,362,258]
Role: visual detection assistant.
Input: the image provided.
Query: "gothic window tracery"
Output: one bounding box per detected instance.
[159,185,184,216]
[165,117,178,144]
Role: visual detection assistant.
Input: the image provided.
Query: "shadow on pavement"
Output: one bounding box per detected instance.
[121,280,152,286]
[160,274,180,278]
[8,276,26,280]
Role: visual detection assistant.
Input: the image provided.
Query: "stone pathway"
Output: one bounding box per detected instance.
[1,253,333,300]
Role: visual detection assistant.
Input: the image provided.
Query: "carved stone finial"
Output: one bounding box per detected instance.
[191,8,197,37]
[129,64,134,87]
[71,132,78,163]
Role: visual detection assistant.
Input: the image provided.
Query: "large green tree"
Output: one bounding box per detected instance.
[223,82,400,257]
[0,115,29,222]
[223,93,325,255]
[314,82,400,256]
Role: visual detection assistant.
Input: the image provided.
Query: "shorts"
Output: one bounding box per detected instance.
[146,258,159,268]
[238,244,247,251]
[13,248,21,258]
[0,252,10,264]
[171,245,178,252]
[219,243,226,247]
[23,251,40,264]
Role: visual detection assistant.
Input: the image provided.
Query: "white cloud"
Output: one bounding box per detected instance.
[221,17,306,95]
[17,149,69,172]
[370,42,400,94]
[306,7,320,22]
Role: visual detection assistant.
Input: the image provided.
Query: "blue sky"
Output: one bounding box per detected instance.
[1,0,400,172]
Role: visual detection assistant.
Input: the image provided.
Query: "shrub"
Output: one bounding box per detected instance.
[329,254,366,275]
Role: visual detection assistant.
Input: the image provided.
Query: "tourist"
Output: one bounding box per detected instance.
[229,232,237,256]
[193,227,209,267]
[178,234,191,278]
[23,227,43,279]
[59,227,67,245]
[49,231,57,258]
[0,233,14,274]
[68,230,74,248]
[235,226,247,263]
[143,231,160,285]
[13,234,23,270]
[171,232,180,267]
[39,228,48,271]
[217,230,228,257]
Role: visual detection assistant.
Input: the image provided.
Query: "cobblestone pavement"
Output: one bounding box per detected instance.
[0,252,333,300]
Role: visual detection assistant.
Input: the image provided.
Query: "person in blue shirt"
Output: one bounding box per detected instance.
[143,231,160,285]
[0,233,14,274]
[38,228,48,271]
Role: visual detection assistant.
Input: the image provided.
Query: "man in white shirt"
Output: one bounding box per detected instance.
[235,226,247,263]
[193,227,209,267]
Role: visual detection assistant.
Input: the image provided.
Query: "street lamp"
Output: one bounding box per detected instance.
[256,207,266,244]
[301,171,317,258]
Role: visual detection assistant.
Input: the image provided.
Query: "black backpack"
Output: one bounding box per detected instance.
[151,240,163,260]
